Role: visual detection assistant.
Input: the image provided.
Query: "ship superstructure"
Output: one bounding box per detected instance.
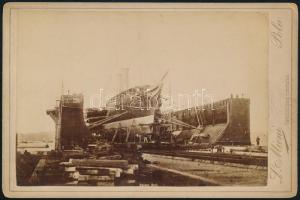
[86,72,166,134]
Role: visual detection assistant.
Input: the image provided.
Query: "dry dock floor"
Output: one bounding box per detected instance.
[143,153,267,186]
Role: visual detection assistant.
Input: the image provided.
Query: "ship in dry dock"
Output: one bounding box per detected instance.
[88,79,164,132]
[16,70,267,186]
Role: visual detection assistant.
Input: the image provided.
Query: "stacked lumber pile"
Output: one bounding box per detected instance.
[57,158,139,185]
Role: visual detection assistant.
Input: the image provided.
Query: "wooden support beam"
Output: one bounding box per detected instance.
[70,159,129,169]
[125,127,130,143]
[111,129,118,143]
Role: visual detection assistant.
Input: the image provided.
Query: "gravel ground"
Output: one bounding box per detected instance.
[143,153,267,186]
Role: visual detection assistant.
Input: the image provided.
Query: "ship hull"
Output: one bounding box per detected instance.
[103,114,154,134]
[87,84,162,131]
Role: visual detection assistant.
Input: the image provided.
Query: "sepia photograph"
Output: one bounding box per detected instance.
[2,3,297,198]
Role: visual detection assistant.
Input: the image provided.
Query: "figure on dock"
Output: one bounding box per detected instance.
[256,136,260,146]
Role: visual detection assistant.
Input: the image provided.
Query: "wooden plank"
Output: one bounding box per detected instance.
[70,159,128,169]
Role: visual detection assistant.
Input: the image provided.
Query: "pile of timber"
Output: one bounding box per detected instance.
[58,158,140,185]
[76,166,116,186]
[70,159,129,169]
[28,148,142,186]
[59,162,80,185]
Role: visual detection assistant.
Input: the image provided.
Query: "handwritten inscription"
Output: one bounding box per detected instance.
[269,127,289,183]
[271,19,283,48]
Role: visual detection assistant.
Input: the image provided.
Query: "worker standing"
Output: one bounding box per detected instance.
[256,136,260,146]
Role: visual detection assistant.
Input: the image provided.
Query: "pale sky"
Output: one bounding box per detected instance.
[14,10,269,145]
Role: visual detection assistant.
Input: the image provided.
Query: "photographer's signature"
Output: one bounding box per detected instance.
[270,127,289,183]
